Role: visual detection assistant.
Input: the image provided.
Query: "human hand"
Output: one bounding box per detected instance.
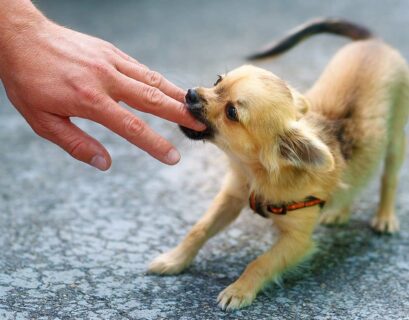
[0,7,205,170]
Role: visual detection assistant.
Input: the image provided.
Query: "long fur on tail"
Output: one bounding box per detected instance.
[247,18,373,60]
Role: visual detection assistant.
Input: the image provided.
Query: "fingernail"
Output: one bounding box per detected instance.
[90,155,108,171]
[165,149,180,164]
[195,120,207,131]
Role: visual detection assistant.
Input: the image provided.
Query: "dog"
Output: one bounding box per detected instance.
[148,18,409,310]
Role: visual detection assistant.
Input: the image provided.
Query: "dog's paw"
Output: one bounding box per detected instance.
[148,249,192,275]
[319,211,349,226]
[217,281,256,311]
[371,215,399,234]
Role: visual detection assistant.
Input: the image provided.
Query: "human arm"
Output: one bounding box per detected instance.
[0,0,205,170]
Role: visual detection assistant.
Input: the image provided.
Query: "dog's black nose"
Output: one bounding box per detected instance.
[185,89,200,104]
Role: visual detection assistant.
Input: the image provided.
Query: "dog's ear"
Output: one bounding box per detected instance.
[276,124,334,171]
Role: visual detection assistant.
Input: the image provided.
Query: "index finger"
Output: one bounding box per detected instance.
[115,59,186,104]
[113,72,206,131]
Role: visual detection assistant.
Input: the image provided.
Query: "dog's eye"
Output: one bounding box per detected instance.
[214,75,223,86]
[225,104,239,122]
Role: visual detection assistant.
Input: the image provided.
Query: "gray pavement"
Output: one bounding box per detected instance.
[1,1,409,319]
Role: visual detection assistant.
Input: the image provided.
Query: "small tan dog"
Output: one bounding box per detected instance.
[149,19,409,310]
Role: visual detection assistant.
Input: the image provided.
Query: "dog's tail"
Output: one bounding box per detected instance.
[247,18,373,60]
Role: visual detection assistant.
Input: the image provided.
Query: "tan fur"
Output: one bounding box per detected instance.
[149,39,409,310]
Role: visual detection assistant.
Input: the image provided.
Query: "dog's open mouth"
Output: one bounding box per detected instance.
[179,124,214,140]
[179,90,215,140]
[179,111,215,140]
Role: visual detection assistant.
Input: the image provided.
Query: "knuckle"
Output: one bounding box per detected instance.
[144,87,163,106]
[90,60,112,77]
[146,70,162,88]
[77,87,105,106]
[31,118,53,138]
[112,45,127,57]
[123,116,145,138]
[31,122,49,138]
[111,47,123,58]
[103,49,116,61]
[103,41,115,50]
[67,138,87,158]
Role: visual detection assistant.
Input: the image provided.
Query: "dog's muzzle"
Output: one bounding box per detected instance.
[179,89,215,140]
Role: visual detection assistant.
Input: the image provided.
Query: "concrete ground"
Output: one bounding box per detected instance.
[1,1,409,319]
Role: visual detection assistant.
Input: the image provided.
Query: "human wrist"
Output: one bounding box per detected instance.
[0,0,48,44]
[0,0,51,76]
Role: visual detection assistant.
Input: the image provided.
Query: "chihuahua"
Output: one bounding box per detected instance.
[148,18,409,310]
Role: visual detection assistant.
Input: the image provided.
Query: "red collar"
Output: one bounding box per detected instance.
[249,192,325,218]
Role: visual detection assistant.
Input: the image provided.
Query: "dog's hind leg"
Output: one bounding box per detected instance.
[371,131,406,233]
[372,83,409,233]
[148,169,248,275]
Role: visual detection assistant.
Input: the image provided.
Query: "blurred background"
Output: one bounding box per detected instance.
[0,1,408,319]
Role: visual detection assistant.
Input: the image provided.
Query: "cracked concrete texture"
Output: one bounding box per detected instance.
[1,0,409,319]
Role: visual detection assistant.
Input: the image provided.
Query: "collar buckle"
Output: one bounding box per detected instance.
[266,204,287,215]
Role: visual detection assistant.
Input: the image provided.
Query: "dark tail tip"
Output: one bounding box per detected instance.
[247,18,373,61]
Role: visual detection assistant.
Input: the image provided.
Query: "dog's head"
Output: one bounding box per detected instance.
[180,65,334,172]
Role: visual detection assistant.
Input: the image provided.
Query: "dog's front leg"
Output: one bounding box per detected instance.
[217,207,319,310]
[148,169,248,275]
